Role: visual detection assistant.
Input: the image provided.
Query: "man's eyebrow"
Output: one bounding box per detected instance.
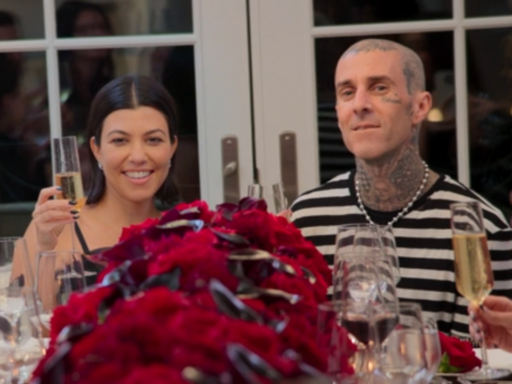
[367,75,395,85]
[335,79,353,89]
[335,75,395,90]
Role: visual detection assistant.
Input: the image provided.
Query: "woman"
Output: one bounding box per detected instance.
[469,296,512,352]
[17,74,180,276]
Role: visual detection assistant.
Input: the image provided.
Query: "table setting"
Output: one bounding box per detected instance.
[0,190,507,383]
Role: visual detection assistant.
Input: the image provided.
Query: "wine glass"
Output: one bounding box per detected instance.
[272,182,288,214]
[35,250,86,338]
[423,318,450,384]
[334,252,399,379]
[378,302,428,383]
[375,225,400,284]
[0,238,44,383]
[336,224,400,285]
[316,302,356,384]
[450,201,510,380]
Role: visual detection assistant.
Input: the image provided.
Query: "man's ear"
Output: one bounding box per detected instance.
[411,91,432,125]
[90,136,100,162]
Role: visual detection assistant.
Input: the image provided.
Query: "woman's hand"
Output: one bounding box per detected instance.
[32,187,77,252]
[468,295,512,353]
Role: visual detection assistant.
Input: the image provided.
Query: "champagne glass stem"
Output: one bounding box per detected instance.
[480,329,490,368]
[69,223,76,251]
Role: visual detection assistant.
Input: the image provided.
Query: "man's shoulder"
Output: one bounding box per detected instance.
[434,174,509,228]
[291,170,353,211]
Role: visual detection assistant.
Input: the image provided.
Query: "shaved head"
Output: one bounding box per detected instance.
[340,38,425,94]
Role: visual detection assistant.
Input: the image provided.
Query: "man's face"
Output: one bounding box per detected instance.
[334,50,426,163]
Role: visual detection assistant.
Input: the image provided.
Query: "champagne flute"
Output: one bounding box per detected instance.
[272,182,288,214]
[53,136,85,251]
[450,201,510,380]
[247,183,263,199]
[53,136,86,211]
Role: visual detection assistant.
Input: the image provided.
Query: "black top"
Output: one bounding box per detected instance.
[74,221,106,285]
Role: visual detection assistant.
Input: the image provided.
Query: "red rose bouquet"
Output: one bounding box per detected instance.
[438,332,481,373]
[30,198,356,384]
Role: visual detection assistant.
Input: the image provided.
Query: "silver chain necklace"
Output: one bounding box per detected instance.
[355,161,429,229]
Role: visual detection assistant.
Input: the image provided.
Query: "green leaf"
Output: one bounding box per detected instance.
[139,268,181,292]
[437,352,463,373]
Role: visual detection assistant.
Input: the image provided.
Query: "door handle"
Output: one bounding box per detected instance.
[221,136,240,203]
[279,131,298,205]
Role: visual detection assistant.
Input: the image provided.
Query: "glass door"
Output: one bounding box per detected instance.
[0,0,254,236]
[251,0,512,221]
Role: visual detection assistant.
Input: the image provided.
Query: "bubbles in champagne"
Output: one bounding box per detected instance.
[452,233,494,303]
[55,172,86,210]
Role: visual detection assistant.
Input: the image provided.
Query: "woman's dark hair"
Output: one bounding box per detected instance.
[56,1,114,97]
[86,74,180,206]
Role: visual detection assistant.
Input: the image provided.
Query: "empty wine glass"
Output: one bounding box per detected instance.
[35,250,86,338]
[450,201,510,380]
[423,318,449,384]
[0,238,44,383]
[378,302,428,383]
[272,182,288,214]
[247,184,263,199]
[336,224,400,285]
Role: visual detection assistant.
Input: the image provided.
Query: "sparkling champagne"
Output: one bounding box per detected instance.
[55,172,86,210]
[452,233,494,303]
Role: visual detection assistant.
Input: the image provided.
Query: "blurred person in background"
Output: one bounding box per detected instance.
[57,0,114,141]
[0,53,46,202]
[56,1,115,190]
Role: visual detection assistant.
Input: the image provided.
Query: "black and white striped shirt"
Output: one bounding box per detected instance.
[291,170,512,337]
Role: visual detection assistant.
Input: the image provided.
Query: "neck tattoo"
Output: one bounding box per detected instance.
[355,160,429,229]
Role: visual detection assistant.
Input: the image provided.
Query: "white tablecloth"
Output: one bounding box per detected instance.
[475,349,512,368]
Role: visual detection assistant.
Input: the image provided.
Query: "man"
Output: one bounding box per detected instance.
[291,38,512,337]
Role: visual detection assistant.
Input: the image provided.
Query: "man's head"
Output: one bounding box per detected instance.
[334,38,431,163]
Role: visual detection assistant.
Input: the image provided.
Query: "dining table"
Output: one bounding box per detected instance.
[438,349,512,383]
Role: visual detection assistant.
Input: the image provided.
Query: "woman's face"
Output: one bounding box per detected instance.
[91,106,178,204]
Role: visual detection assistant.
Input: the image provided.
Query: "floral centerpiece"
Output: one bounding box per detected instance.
[30,199,356,384]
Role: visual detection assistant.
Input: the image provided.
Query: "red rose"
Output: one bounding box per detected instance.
[222,210,277,251]
[120,365,188,384]
[50,286,114,340]
[112,287,189,319]
[165,307,230,375]
[438,332,481,372]
[70,360,126,384]
[259,271,318,305]
[174,200,215,223]
[119,217,160,242]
